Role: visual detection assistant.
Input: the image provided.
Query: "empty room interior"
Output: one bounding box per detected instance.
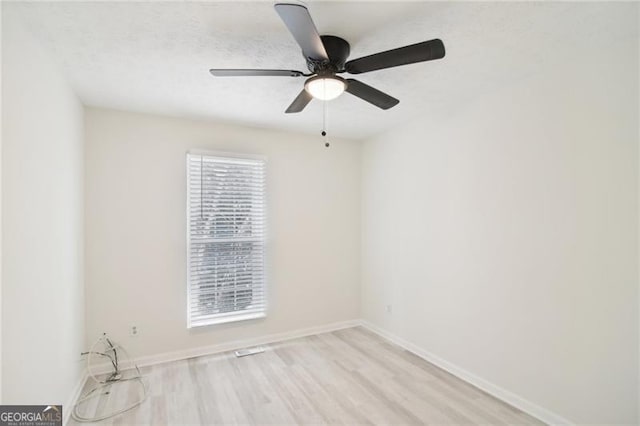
[1,1,639,425]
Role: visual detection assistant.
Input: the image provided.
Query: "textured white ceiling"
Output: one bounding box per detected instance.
[6,1,636,140]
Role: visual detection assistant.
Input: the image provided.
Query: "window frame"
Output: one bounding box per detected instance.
[185,150,267,328]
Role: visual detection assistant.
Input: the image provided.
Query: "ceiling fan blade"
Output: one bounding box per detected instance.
[345,39,445,74]
[285,89,313,113]
[274,3,328,61]
[209,69,305,77]
[345,79,399,110]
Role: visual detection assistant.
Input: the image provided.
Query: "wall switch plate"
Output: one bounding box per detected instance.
[130,324,139,337]
[385,304,393,313]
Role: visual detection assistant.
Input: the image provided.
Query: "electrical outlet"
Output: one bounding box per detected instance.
[385,304,393,314]
[130,324,139,337]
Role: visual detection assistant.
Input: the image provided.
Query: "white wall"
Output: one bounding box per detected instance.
[0,1,4,405]
[84,108,361,359]
[361,4,638,425]
[1,10,85,404]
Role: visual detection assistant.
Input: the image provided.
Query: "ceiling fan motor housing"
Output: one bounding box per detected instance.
[306,35,351,74]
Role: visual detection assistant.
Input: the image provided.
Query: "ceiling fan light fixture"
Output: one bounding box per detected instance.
[304,75,346,101]
[210,3,445,113]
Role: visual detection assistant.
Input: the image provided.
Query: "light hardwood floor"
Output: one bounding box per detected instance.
[70,326,545,425]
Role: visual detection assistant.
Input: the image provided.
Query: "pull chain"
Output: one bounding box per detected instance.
[200,156,204,219]
[322,100,330,148]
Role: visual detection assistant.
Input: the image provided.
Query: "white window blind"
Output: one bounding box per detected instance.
[186,152,266,328]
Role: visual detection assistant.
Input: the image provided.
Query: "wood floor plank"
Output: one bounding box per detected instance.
[68,326,545,425]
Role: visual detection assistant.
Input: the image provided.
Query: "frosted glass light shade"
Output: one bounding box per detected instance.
[304,76,346,101]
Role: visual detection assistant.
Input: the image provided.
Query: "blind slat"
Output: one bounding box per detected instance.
[190,285,267,295]
[191,296,267,307]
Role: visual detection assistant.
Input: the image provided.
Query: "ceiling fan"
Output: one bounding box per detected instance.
[209,3,445,113]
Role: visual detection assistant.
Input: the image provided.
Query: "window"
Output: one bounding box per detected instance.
[186,152,266,327]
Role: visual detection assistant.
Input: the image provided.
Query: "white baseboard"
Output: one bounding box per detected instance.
[90,319,361,375]
[64,369,87,425]
[358,319,573,426]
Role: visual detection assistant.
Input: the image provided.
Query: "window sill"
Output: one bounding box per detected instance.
[188,312,266,328]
